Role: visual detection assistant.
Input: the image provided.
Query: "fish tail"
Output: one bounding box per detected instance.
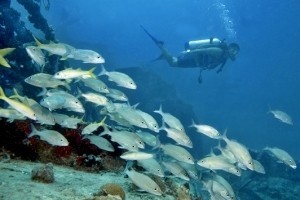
[98,65,107,76]
[153,104,163,115]
[32,35,43,47]
[0,48,15,56]
[89,67,97,78]
[152,135,161,150]
[98,116,107,126]
[37,87,47,97]
[220,128,228,141]
[28,123,38,137]
[189,119,197,128]
[0,86,7,99]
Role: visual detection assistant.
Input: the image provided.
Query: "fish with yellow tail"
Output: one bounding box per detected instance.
[33,35,75,57]
[53,67,96,80]
[81,116,107,135]
[0,86,36,120]
[0,48,15,68]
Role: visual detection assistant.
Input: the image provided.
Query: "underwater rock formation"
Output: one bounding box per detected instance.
[31,162,55,183]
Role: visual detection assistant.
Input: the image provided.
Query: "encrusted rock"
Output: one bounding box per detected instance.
[31,162,55,183]
[97,183,125,200]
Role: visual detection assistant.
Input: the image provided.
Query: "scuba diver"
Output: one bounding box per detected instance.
[141,26,240,83]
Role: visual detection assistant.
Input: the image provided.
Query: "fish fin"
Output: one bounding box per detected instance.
[0,86,7,99]
[189,119,197,128]
[153,104,163,115]
[28,124,38,137]
[152,135,161,151]
[60,56,68,60]
[98,116,107,127]
[32,35,43,47]
[0,48,16,57]
[37,88,47,97]
[98,65,107,76]
[89,67,97,78]
[0,55,11,68]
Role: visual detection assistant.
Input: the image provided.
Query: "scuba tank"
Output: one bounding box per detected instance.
[185,38,222,50]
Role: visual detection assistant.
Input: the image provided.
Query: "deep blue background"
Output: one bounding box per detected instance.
[12,0,300,160]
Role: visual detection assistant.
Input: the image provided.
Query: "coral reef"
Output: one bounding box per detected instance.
[31,162,55,183]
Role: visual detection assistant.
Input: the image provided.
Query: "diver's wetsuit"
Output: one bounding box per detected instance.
[173,43,229,83]
[141,25,232,84]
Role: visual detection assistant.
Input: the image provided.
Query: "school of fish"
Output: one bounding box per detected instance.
[0,36,297,199]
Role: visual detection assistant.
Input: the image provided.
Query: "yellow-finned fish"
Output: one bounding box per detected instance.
[53,67,96,79]
[0,48,15,68]
[0,86,36,120]
[81,116,106,135]
[33,35,75,57]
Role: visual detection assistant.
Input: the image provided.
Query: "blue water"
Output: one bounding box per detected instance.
[12,0,300,159]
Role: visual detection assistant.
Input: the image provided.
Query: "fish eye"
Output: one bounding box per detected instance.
[97,56,100,58]
[249,161,253,165]
[154,188,158,191]
[289,160,292,163]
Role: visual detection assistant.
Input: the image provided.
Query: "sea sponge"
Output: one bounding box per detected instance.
[97,183,126,200]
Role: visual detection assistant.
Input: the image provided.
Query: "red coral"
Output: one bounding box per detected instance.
[53,146,73,158]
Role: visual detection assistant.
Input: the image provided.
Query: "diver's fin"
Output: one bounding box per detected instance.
[140,25,164,47]
[150,54,164,62]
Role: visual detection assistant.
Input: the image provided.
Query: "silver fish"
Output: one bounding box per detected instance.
[66,49,105,64]
[160,144,194,164]
[29,124,68,146]
[126,168,163,196]
[25,46,45,71]
[83,135,114,152]
[137,158,164,177]
[154,105,185,132]
[190,120,221,139]
[120,151,153,160]
[25,73,69,89]
[80,77,109,94]
[106,88,128,102]
[162,161,190,181]
[269,109,293,125]
[221,133,254,171]
[264,146,297,169]
[99,66,137,89]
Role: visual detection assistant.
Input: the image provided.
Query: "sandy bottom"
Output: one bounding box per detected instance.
[0,160,175,200]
